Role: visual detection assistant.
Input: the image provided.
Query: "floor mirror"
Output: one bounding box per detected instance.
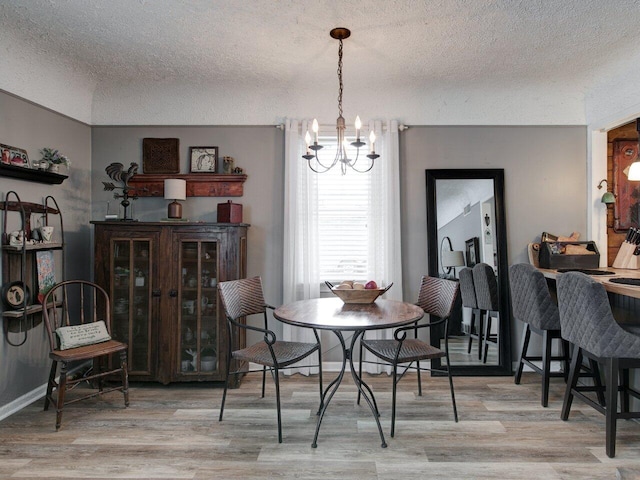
[426,168,512,375]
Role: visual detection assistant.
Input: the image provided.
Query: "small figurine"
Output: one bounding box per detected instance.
[223,156,234,174]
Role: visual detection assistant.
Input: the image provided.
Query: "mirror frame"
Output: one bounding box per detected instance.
[426,168,512,376]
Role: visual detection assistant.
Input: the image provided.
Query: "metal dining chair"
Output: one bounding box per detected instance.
[217,276,323,443]
[557,271,640,458]
[357,275,460,437]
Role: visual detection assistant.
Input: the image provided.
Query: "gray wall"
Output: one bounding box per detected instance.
[0,91,92,411]
[400,126,587,349]
[92,124,588,361]
[1,106,588,413]
[91,126,285,307]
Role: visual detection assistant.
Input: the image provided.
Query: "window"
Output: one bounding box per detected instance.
[315,133,372,283]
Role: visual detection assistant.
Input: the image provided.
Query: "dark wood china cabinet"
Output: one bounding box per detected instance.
[92,221,248,385]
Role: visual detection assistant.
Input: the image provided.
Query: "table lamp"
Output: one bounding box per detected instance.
[164,179,186,219]
[442,250,466,277]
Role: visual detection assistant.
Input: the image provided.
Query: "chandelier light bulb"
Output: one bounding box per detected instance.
[312,119,319,143]
[305,131,311,154]
[369,130,376,153]
[355,115,362,140]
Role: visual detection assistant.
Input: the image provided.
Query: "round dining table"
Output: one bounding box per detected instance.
[273,297,424,448]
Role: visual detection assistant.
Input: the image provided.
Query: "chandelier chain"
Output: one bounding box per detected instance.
[337,39,343,118]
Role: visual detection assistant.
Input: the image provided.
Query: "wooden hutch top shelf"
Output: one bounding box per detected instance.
[128,173,247,198]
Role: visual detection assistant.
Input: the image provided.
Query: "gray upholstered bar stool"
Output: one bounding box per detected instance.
[458,267,484,360]
[472,263,500,364]
[510,263,569,407]
[557,271,640,458]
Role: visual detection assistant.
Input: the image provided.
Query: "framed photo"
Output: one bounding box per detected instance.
[465,237,480,267]
[189,146,218,173]
[142,138,180,174]
[1,143,29,168]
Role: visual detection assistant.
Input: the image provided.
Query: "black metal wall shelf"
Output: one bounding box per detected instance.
[0,164,67,185]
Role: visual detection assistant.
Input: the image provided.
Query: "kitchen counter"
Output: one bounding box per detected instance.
[538,267,640,300]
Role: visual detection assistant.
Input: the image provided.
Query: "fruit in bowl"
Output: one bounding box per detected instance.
[326,280,392,304]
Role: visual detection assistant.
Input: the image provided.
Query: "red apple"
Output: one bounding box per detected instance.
[365,280,378,289]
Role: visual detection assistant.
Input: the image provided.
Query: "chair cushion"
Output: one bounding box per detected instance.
[362,338,445,363]
[509,263,560,330]
[473,263,500,311]
[558,272,640,358]
[458,268,477,309]
[56,321,111,350]
[233,340,318,368]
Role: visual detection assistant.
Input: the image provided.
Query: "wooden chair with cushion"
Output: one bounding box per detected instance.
[217,276,323,443]
[557,271,640,458]
[357,275,460,437]
[42,280,129,431]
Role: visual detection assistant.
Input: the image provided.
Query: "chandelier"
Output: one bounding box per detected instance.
[302,28,379,174]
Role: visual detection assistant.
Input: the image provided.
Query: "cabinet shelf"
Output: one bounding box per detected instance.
[0,164,67,185]
[129,173,247,198]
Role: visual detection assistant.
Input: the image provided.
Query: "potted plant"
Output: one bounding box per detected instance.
[40,147,71,173]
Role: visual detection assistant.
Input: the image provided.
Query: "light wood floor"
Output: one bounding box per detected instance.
[1,372,640,479]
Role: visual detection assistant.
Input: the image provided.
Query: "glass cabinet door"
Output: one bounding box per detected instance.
[179,239,218,375]
[111,238,152,374]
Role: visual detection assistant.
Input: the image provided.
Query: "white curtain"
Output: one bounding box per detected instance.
[282,118,320,375]
[361,119,403,373]
[282,118,403,375]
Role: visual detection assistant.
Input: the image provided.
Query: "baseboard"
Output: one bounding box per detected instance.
[0,383,47,422]
[0,363,88,422]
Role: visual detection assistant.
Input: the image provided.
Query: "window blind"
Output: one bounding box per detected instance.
[316,133,372,282]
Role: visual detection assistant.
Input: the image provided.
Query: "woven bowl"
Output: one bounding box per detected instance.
[327,282,393,304]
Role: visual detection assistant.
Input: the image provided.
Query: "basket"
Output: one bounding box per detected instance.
[326,282,393,304]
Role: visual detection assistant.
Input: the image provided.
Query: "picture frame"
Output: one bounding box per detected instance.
[189,146,218,173]
[465,237,480,267]
[0,143,30,168]
[142,138,180,174]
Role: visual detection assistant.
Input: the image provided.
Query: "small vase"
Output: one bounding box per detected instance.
[48,164,59,173]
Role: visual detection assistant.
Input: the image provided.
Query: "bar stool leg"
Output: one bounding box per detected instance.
[514,324,531,385]
[541,330,552,407]
[605,358,619,458]
[561,346,582,421]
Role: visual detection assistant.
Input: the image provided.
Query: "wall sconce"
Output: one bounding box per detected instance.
[440,236,466,277]
[164,179,186,219]
[597,179,615,204]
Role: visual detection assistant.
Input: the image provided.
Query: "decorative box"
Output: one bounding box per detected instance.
[538,241,600,269]
[217,200,243,223]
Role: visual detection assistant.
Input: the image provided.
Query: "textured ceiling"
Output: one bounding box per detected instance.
[1,0,640,124]
[3,0,640,89]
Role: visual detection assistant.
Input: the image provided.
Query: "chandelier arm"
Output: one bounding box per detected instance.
[311,149,339,172]
[347,158,375,173]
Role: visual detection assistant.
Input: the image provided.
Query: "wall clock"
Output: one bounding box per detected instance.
[1,281,30,310]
